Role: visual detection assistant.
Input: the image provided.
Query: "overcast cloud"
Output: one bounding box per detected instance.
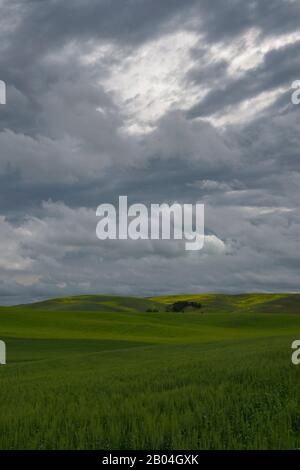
[0,0,300,304]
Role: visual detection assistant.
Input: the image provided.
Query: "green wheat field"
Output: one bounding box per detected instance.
[1,293,300,449]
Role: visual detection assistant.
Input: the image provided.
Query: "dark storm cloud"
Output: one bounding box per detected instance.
[188,39,300,118]
[193,0,300,43]
[187,59,229,87]
[2,0,197,65]
[1,0,299,135]
[4,0,300,58]
[0,0,300,303]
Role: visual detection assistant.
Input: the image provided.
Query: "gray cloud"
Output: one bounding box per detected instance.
[0,0,300,303]
[188,39,300,118]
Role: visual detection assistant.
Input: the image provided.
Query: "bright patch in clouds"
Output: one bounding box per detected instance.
[93,27,300,132]
[100,31,201,133]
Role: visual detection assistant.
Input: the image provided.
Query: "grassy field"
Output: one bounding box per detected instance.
[1,293,300,449]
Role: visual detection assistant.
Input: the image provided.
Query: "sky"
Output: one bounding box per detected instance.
[0,0,300,304]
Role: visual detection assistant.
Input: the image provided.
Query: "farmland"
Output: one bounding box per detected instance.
[0,293,300,449]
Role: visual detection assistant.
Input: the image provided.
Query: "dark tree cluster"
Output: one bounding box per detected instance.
[166,301,202,312]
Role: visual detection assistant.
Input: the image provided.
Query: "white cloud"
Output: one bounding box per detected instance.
[100,30,201,133]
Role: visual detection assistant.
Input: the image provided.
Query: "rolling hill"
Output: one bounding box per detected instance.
[0,293,300,449]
